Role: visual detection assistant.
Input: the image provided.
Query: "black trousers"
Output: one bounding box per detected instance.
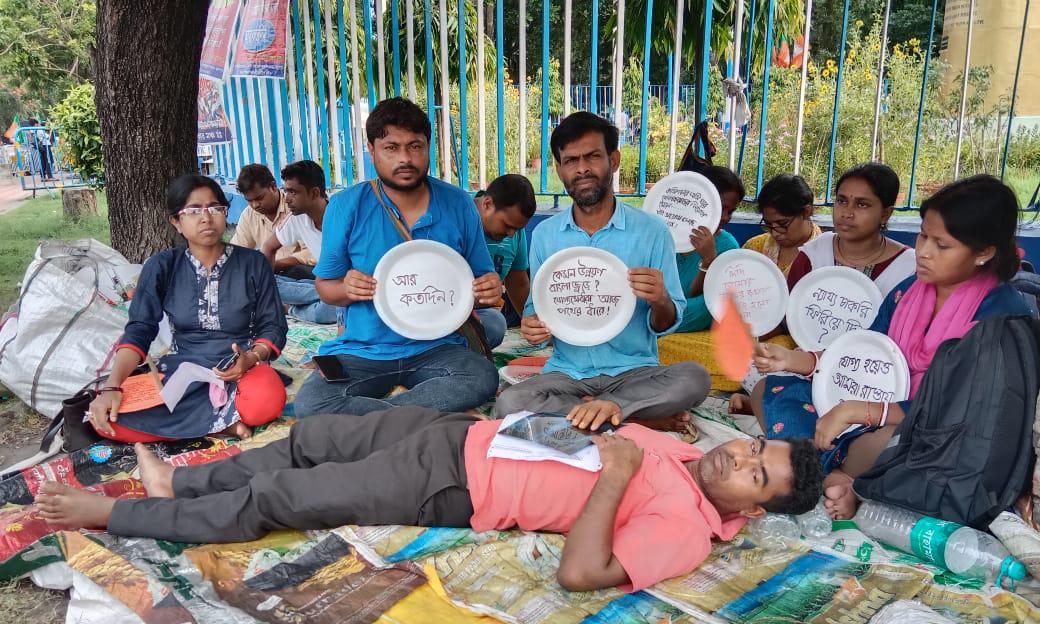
[108,407,477,543]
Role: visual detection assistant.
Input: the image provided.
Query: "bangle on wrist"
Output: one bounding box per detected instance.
[797,350,820,378]
[864,402,875,428]
[879,402,890,428]
[98,386,122,394]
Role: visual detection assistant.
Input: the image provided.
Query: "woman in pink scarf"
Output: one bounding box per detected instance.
[749,175,1029,519]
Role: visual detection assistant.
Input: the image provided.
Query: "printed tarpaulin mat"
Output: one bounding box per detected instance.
[0,327,1038,622]
[2,411,1039,623]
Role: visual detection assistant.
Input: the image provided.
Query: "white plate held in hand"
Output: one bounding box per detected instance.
[704,249,789,337]
[643,171,722,253]
[372,239,475,341]
[812,330,910,432]
[786,266,883,351]
[532,247,637,347]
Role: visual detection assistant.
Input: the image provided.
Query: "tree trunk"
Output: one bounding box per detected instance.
[61,188,99,222]
[94,0,210,262]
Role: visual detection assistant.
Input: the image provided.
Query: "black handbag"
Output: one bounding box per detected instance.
[40,386,104,453]
[677,120,718,175]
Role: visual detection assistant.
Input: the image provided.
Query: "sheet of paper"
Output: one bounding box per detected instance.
[487,412,602,472]
[118,373,165,412]
[159,362,225,411]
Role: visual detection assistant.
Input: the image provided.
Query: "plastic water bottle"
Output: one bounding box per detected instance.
[797,498,833,539]
[854,500,1027,586]
[748,513,800,551]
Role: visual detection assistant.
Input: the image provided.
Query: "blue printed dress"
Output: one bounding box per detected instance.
[761,275,1029,439]
[113,245,287,439]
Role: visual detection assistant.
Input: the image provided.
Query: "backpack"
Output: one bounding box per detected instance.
[853,315,1040,530]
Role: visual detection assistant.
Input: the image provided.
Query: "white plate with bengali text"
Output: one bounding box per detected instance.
[812,329,911,431]
[643,171,722,253]
[532,246,637,347]
[704,249,789,337]
[372,239,475,340]
[786,266,883,351]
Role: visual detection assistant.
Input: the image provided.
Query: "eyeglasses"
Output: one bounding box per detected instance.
[178,205,228,217]
[759,216,796,233]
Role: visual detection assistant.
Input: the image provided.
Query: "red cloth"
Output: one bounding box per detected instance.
[235,364,286,426]
[95,422,173,444]
[93,364,285,441]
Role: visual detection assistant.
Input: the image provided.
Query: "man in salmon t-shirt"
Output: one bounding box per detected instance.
[36,406,823,592]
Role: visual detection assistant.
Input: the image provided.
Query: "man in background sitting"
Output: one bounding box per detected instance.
[474,173,537,346]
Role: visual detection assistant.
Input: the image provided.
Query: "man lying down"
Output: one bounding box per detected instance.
[35,405,823,592]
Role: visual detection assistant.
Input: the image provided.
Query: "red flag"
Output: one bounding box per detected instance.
[712,290,756,382]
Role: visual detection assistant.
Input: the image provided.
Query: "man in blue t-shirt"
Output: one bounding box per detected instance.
[294,98,500,417]
[494,112,711,433]
[474,174,536,341]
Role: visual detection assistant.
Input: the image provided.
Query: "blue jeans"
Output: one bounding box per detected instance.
[276,275,338,324]
[293,344,499,417]
[475,308,507,349]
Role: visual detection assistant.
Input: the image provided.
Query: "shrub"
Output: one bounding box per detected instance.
[49,83,104,188]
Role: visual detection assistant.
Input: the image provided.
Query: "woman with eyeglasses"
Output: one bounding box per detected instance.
[87,175,288,442]
[786,163,915,297]
[742,174,822,276]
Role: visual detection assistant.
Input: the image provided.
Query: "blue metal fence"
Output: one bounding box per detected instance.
[207,0,1036,212]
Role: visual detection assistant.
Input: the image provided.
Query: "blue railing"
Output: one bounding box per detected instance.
[206,0,1037,213]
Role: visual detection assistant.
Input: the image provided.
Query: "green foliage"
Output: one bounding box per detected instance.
[0,0,95,112]
[709,15,1040,208]
[49,83,104,187]
[0,85,23,126]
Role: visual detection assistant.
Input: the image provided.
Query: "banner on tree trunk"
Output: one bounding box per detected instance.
[200,0,241,81]
[230,0,289,79]
[198,78,233,145]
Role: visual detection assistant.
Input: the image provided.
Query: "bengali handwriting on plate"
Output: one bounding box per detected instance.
[393,273,456,307]
[657,186,710,229]
[549,260,624,319]
[720,263,775,316]
[802,286,874,344]
[830,354,898,403]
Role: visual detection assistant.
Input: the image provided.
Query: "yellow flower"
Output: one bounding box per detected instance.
[848,49,856,60]
[856,19,865,27]
[909,37,920,46]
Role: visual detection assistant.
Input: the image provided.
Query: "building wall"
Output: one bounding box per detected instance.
[940,0,1040,118]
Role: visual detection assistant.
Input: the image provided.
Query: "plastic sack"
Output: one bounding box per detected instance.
[0,239,169,418]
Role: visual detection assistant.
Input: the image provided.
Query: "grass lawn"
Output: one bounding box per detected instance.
[0,193,110,310]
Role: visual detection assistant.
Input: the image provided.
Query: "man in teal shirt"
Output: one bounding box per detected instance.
[494,112,711,432]
[475,174,536,343]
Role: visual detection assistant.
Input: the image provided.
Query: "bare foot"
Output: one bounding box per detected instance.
[134,443,174,498]
[634,412,690,433]
[35,482,116,530]
[729,394,753,415]
[823,471,860,520]
[219,421,252,439]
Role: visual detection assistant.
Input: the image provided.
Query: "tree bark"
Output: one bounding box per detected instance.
[61,188,99,222]
[94,0,210,262]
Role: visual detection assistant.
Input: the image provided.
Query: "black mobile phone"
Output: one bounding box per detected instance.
[312,355,349,382]
[216,352,240,371]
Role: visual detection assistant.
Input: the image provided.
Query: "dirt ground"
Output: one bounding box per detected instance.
[0,177,68,621]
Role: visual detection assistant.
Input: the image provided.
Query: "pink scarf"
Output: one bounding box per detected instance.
[888,272,999,398]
